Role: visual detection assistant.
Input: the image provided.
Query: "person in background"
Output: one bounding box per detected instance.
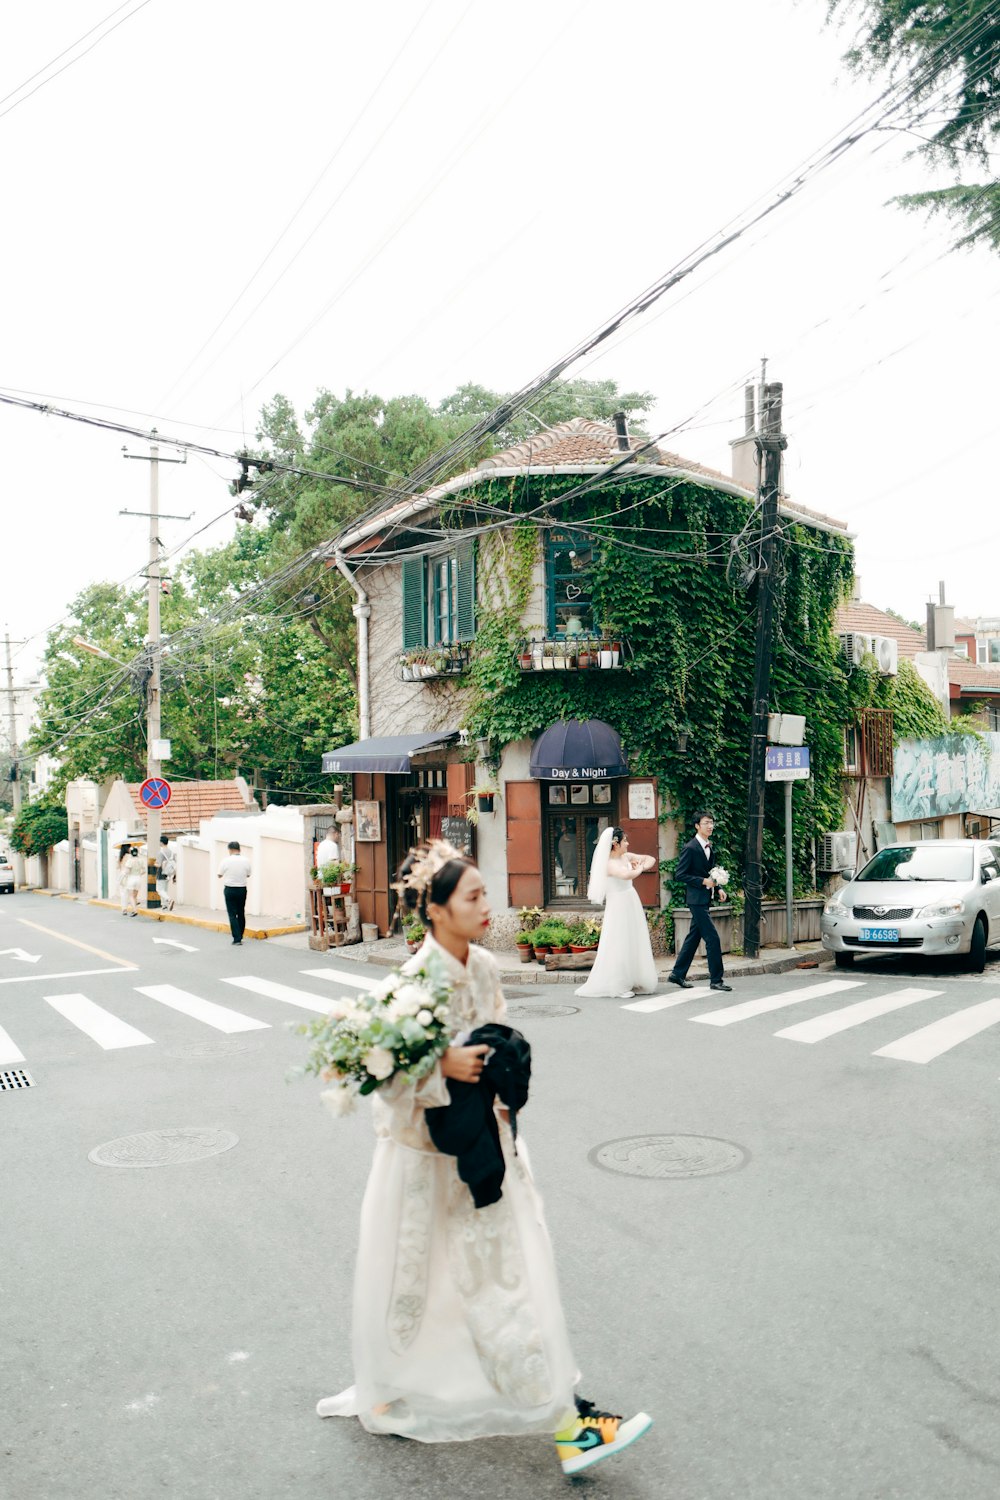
[156,834,177,911]
[124,845,145,917]
[117,845,132,915]
[217,839,252,945]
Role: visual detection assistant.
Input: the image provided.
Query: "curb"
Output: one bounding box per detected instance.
[87,898,306,940]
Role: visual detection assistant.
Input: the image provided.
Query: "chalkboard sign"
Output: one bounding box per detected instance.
[441,816,474,856]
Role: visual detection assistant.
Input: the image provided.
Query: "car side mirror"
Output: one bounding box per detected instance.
[840,868,855,880]
[982,868,995,884]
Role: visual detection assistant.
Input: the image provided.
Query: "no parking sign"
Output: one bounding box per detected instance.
[139,777,172,809]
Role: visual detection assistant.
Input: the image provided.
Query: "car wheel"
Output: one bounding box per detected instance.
[834,950,855,969]
[968,916,987,973]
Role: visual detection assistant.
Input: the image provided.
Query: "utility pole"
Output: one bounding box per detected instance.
[122,431,188,908]
[742,381,786,960]
[2,632,22,817]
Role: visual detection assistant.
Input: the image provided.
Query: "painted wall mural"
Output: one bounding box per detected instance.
[892,734,1000,823]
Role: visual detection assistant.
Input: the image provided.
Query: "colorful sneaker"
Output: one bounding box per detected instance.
[555,1396,652,1476]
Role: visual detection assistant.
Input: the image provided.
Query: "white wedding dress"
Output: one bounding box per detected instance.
[317,933,578,1442]
[576,870,658,999]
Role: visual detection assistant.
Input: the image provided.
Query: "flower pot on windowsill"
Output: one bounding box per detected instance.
[598,647,614,668]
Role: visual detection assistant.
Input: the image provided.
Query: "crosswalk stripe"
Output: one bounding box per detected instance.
[0,1024,25,1065]
[135,984,270,1034]
[299,967,383,992]
[691,978,863,1028]
[623,988,714,1013]
[222,976,327,1013]
[44,993,154,1050]
[873,997,1000,1063]
[774,987,941,1044]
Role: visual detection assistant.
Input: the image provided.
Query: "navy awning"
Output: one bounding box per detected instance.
[322,731,459,775]
[529,719,629,781]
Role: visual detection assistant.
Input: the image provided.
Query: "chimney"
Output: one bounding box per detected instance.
[612,411,630,452]
[926,582,955,652]
[730,383,761,493]
[852,575,862,603]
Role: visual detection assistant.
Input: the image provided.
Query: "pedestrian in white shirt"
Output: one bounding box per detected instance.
[218,840,252,945]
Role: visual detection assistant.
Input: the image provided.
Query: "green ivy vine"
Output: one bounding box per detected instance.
[457,471,880,898]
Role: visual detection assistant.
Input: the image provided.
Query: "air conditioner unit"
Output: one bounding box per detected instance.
[819,830,857,872]
[874,635,898,675]
[840,632,898,675]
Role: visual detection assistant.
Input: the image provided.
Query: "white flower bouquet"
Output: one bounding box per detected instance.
[293,951,454,1117]
[709,865,730,887]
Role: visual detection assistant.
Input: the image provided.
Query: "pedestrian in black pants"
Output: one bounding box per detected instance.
[667,811,733,993]
[217,839,251,945]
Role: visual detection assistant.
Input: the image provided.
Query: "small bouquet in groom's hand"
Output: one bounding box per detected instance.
[709,865,730,901]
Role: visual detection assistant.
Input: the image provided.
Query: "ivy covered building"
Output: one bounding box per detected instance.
[325,416,859,943]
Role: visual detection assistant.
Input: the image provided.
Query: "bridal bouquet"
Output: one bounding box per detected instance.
[294,951,453,1117]
[709,865,730,887]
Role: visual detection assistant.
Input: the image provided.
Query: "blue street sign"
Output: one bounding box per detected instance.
[765,745,810,782]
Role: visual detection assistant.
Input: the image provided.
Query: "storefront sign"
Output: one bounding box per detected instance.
[441,816,474,856]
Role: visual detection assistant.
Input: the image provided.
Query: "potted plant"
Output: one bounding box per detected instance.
[540,919,572,953]
[515,935,535,963]
[528,919,555,955]
[466,784,497,826]
[518,905,544,936]
[567,919,591,953]
[598,629,614,669]
[577,641,592,669]
[551,639,567,669]
[403,917,425,954]
[541,641,556,671]
[517,641,533,671]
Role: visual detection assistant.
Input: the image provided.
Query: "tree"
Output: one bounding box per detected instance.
[10,802,68,857]
[831,1,1000,249]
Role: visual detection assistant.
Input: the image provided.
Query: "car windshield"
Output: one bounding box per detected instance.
[856,846,974,883]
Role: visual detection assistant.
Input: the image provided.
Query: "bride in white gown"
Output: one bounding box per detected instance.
[576,827,658,999]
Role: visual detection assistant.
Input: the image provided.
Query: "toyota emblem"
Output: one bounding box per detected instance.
[873,905,887,916]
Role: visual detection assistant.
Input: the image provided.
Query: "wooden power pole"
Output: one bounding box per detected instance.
[742,381,786,959]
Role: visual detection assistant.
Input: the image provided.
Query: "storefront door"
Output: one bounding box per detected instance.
[542,782,617,904]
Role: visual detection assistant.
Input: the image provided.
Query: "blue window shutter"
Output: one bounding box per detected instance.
[455,542,476,641]
[401,558,426,649]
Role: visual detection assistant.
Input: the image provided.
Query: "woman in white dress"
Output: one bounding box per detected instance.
[576,827,658,999]
[317,841,651,1477]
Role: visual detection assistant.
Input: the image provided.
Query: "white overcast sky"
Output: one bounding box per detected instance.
[3,0,998,681]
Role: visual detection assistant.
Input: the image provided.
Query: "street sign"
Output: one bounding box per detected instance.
[765,746,810,782]
[139,777,172,809]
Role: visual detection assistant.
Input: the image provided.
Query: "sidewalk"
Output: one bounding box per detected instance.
[86,896,307,941]
[31,888,830,977]
[284,934,831,985]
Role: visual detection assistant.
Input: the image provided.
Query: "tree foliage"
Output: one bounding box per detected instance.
[10,801,68,856]
[831,0,1000,249]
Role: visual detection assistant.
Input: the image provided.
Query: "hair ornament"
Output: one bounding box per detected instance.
[392,839,465,901]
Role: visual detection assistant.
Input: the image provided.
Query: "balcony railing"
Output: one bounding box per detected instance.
[514,636,630,672]
[398,645,472,681]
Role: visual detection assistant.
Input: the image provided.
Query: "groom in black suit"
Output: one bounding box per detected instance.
[667,811,732,992]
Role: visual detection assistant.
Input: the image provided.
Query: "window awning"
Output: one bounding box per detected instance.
[321,731,460,775]
[529,718,629,781]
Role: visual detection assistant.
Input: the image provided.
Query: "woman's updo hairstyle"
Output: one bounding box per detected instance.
[610,826,625,849]
[395,840,476,927]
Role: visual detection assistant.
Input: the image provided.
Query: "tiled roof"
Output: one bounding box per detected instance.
[833,601,927,660]
[948,660,1000,694]
[124,778,256,834]
[338,418,849,549]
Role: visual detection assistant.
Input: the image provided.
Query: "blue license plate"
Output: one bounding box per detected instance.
[859,926,899,943]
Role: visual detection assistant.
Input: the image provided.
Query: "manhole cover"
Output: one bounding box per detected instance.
[506,1003,580,1019]
[165,1039,265,1059]
[589,1134,748,1180]
[89,1127,239,1168]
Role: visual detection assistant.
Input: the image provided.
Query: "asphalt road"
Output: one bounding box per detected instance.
[3,893,1000,1499]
